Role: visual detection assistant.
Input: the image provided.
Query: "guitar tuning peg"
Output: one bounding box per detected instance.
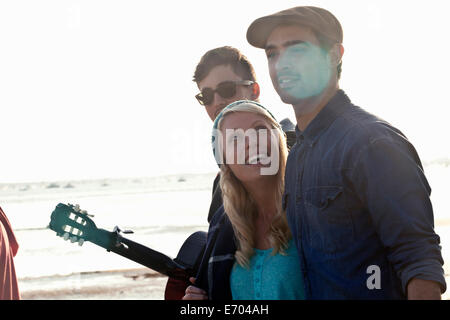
[70,236,78,243]
[80,210,87,215]
[78,239,84,246]
[113,226,133,234]
[73,204,81,212]
[63,232,70,241]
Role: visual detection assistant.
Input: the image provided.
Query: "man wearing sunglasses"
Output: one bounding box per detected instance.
[193,46,294,223]
[165,46,295,300]
[164,46,295,300]
[193,47,261,123]
[179,46,296,301]
[247,6,446,299]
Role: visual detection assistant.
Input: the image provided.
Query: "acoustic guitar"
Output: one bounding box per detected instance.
[48,202,206,299]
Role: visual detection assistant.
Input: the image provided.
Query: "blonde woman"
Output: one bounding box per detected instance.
[183,100,304,300]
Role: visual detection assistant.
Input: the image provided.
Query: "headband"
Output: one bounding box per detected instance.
[211,100,280,165]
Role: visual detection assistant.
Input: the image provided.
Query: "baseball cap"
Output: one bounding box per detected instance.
[247,6,343,49]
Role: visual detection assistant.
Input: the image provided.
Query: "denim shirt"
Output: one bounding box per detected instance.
[284,89,446,299]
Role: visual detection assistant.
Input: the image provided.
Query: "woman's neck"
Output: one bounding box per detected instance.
[245,179,277,218]
[244,179,278,249]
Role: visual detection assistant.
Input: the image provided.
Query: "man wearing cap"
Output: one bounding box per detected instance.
[247,6,446,299]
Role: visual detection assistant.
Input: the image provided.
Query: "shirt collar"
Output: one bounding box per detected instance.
[295,89,350,145]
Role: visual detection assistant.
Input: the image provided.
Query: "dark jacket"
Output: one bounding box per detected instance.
[195,205,236,300]
[207,174,222,224]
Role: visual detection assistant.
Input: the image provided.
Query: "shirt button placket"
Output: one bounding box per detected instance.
[254,252,264,299]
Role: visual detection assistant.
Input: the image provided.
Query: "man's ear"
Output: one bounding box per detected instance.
[251,82,261,100]
[330,44,344,64]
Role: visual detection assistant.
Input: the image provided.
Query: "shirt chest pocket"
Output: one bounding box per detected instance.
[303,186,354,253]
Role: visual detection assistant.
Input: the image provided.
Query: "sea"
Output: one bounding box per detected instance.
[1,172,215,299]
[2,161,450,299]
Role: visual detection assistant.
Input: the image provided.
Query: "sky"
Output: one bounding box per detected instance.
[0,0,449,183]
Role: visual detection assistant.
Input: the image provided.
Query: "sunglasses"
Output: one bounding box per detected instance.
[195,80,254,106]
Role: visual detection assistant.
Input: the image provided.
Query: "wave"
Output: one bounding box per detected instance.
[0,172,216,189]
[19,267,161,281]
[15,224,208,233]
[424,157,450,167]
[19,267,167,300]
[0,173,217,203]
[1,187,213,205]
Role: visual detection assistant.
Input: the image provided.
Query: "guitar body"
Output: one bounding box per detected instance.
[164,231,207,300]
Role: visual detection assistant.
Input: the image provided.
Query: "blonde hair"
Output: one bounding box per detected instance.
[216,102,291,268]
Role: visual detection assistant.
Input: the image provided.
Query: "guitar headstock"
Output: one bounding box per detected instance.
[49,203,97,246]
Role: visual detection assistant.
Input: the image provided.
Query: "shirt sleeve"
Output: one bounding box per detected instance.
[351,134,446,295]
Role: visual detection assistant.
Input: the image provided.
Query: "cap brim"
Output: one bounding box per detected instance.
[247,15,306,49]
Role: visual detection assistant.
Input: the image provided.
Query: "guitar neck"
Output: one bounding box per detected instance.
[49,203,197,283]
[90,229,188,280]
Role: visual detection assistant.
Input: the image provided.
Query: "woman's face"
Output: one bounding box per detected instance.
[220,111,280,184]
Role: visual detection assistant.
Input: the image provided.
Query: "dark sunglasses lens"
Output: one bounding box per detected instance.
[198,82,239,106]
[199,88,214,105]
[216,82,237,99]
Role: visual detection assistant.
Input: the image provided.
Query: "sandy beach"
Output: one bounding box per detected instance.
[19,268,168,300]
[19,267,450,300]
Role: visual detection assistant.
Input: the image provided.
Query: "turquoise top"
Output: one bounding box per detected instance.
[230,239,305,300]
